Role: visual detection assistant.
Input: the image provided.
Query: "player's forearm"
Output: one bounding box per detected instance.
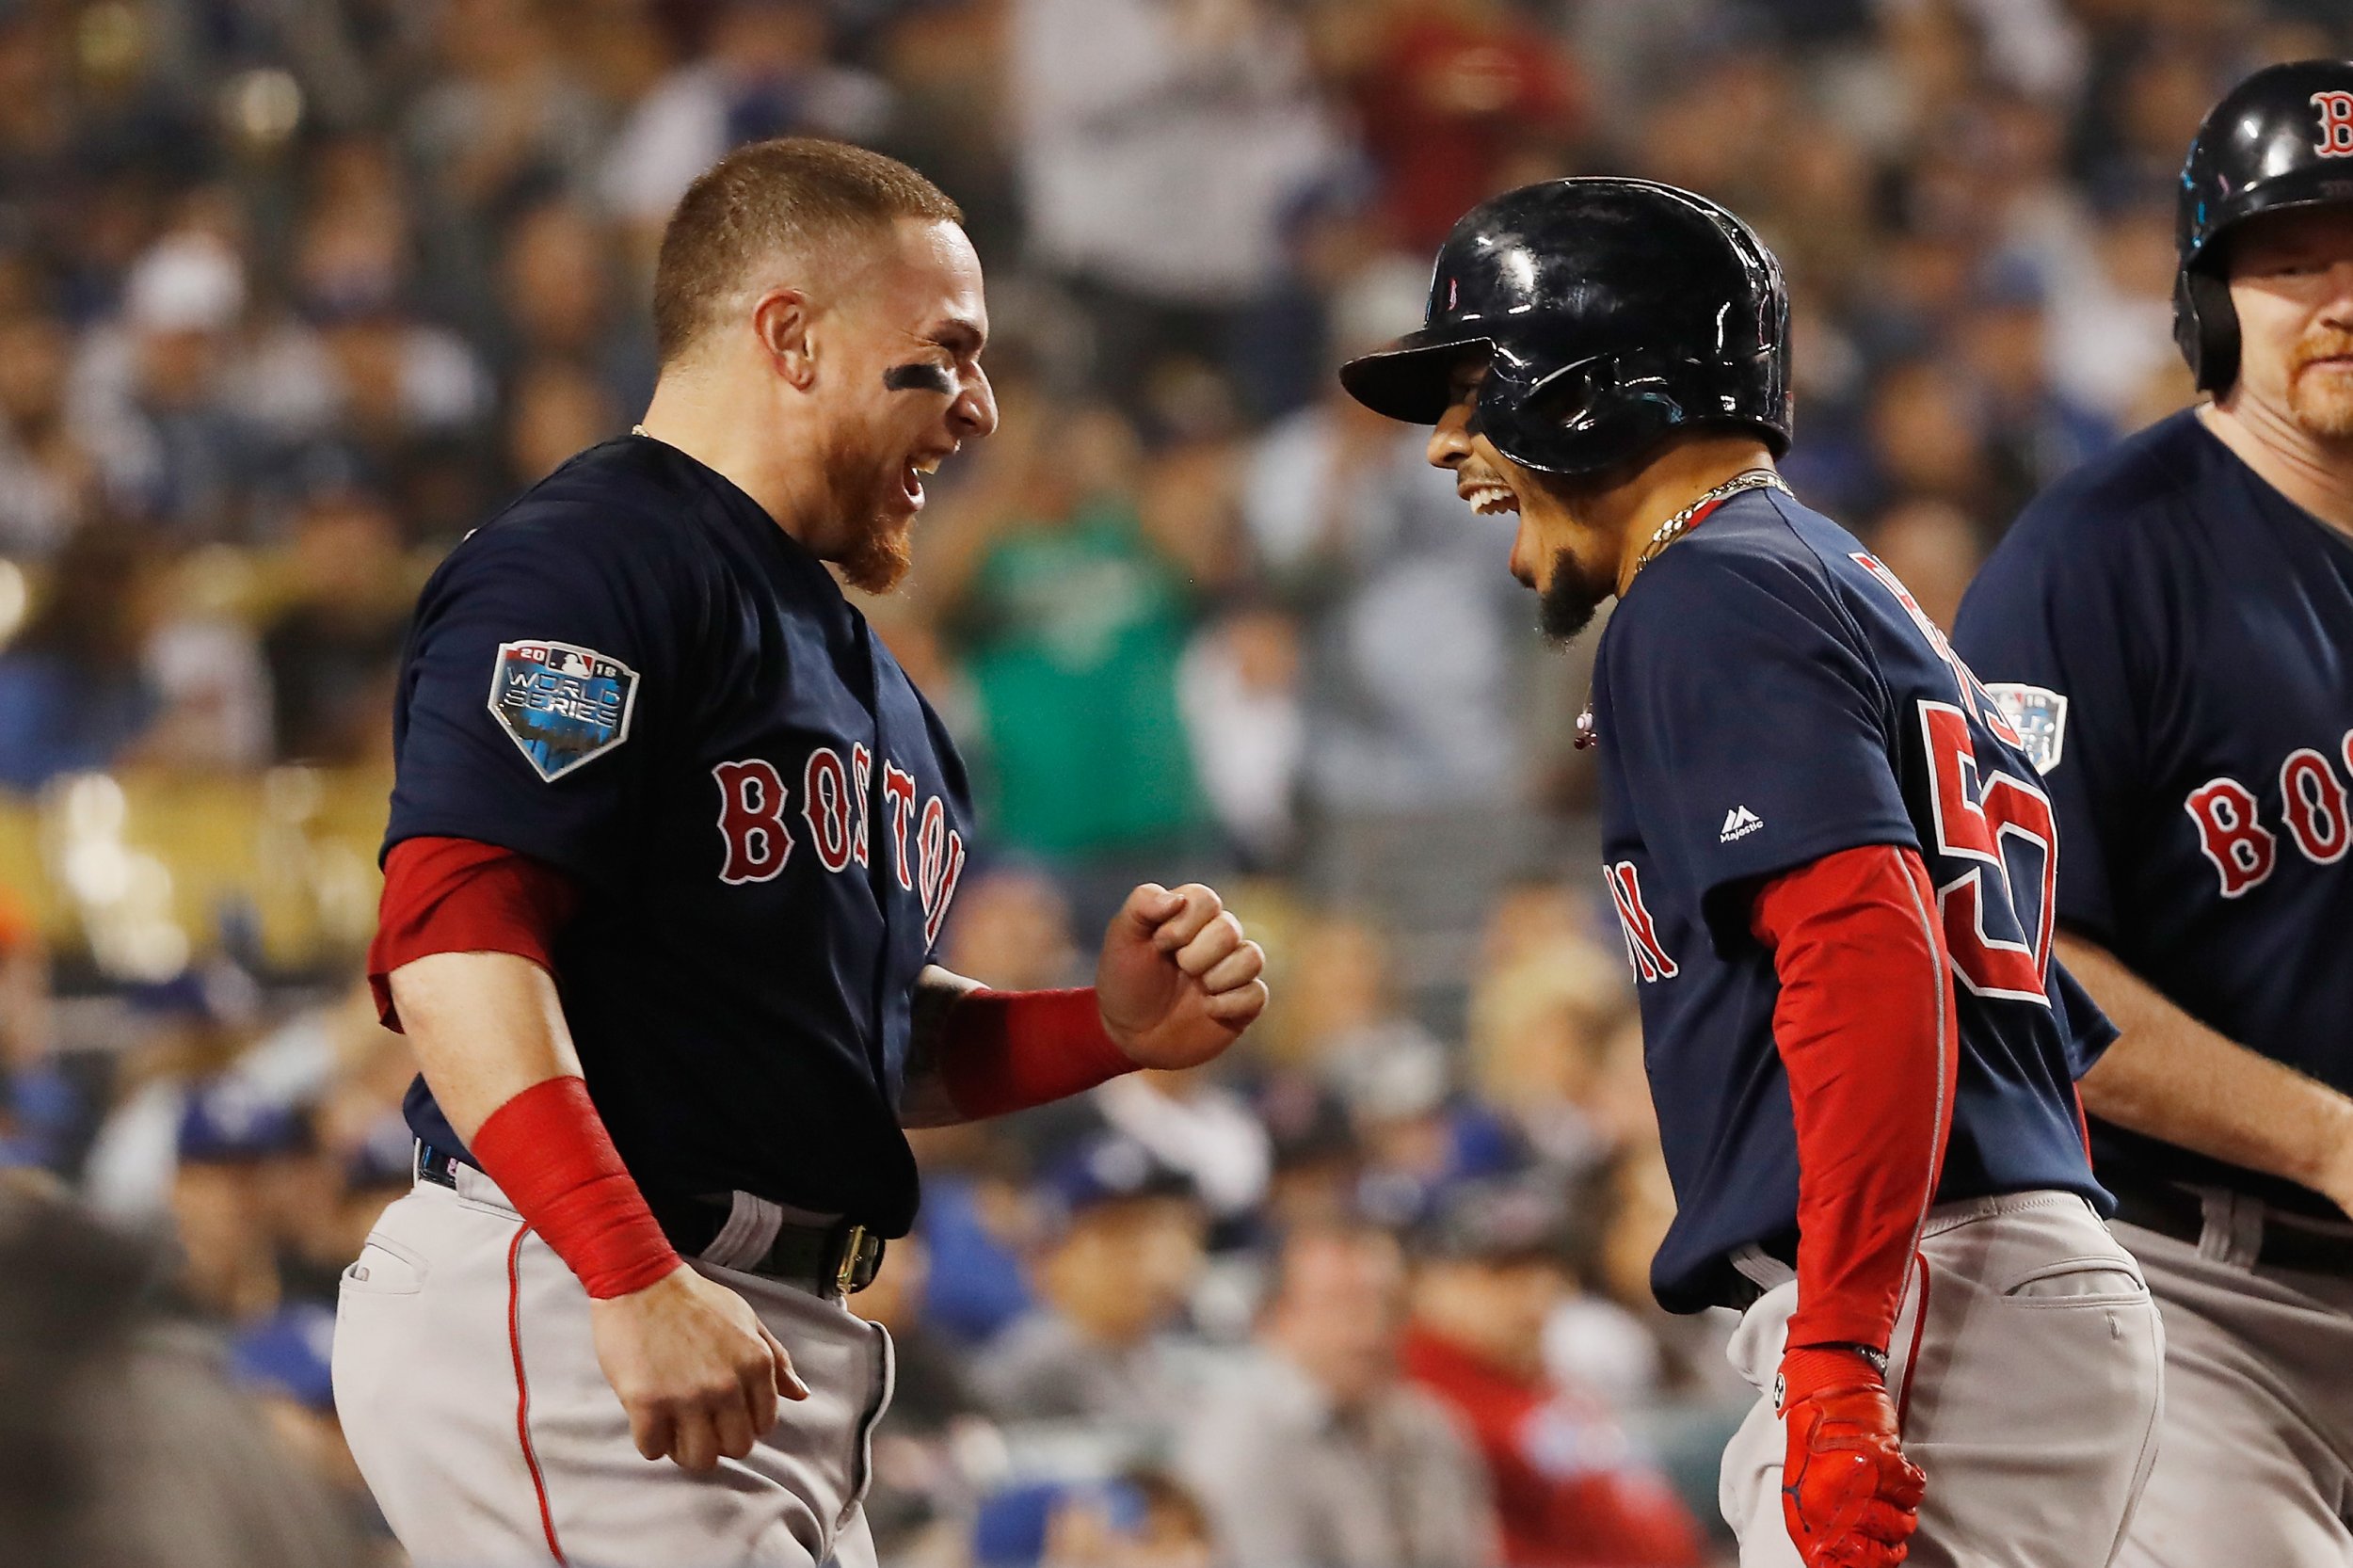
[899,965,988,1127]
[1755,845,1958,1351]
[387,950,585,1143]
[2059,932,2353,1211]
[896,965,1137,1127]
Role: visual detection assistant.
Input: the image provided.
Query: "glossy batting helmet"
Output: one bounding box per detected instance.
[2175,58,2353,392]
[1339,178,1792,476]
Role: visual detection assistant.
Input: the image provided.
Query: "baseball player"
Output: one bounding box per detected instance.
[1954,59,2353,1568]
[329,138,1268,1568]
[1341,178,2164,1568]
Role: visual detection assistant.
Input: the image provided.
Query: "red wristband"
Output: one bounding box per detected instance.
[936,987,1137,1120]
[469,1077,681,1299]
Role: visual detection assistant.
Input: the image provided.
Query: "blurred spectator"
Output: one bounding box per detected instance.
[260,484,414,764]
[0,1183,366,1568]
[67,227,256,535]
[1402,1180,1703,1568]
[1179,1222,1495,1568]
[1010,0,1340,409]
[1246,258,1529,824]
[0,312,99,560]
[0,524,162,792]
[929,403,1209,914]
[168,1078,307,1322]
[851,1230,1000,1563]
[600,0,891,239]
[1176,600,1305,866]
[1862,498,1987,635]
[1094,1067,1274,1242]
[492,199,642,402]
[1464,881,1633,1177]
[228,1300,373,1505]
[977,1134,1208,1435]
[1339,0,1585,251]
[944,863,1086,990]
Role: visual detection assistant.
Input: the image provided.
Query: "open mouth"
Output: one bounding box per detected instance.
[1460,478,1520,516]
[899,450,949,510]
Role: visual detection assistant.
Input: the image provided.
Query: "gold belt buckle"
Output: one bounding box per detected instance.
[835,1223,873,1294]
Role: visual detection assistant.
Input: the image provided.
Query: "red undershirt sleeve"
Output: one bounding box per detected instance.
[1751,842,1958,1352]
[934,987,1139,1121]
[368,835,582,1032]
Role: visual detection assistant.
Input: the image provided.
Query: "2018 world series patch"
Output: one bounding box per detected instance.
[488,639,638,781]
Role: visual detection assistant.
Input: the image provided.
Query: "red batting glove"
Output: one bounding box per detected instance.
[1778,1346,1926,1568]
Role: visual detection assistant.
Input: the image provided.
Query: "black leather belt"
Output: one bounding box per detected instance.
[2110,1176,2353,1278]
[417,1143,885,1295]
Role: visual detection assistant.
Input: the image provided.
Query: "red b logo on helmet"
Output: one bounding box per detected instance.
[2315,90,2353,157]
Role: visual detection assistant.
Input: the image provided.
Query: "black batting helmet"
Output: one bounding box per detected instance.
[2175,58,2353,392]
[1338,178,1792,476]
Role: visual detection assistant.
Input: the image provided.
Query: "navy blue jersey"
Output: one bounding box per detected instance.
[1955,409,2353,1218]
[1593,488,2112,1315]
[387,437,973,1235]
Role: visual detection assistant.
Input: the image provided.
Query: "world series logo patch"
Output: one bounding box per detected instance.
[488,639,638,781]
[1985,682,2068,776]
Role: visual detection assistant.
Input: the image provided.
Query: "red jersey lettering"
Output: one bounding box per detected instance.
[801,747,854,872]
[2185,777,2278,897]
[713,760,792,885]
[1919,701,2057,1004]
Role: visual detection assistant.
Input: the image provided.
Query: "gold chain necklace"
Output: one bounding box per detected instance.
[1574,469,1791,750]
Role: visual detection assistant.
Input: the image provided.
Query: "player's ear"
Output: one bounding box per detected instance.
[750,288,819,392]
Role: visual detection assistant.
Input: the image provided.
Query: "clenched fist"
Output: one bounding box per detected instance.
[1096,883,1268,1071]
[1779,1346,1926,1568]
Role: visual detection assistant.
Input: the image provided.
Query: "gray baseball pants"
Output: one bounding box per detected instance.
[332,1160,895,1568]
[1720,1190,2166,1567]
[2111,1208,2353,1568]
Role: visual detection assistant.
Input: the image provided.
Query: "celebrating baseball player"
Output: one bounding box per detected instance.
[1955,59,2353,1568]
[1342,178,2163,1568]
[330,138,1267,1568]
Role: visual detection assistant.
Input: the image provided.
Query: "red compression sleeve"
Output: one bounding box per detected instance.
[936,988,1138,1120]
[1752,843,1958,1352]
[369,837,581,1031]
[469,1077,681,1299]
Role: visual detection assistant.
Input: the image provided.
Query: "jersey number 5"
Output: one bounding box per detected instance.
[1919,701,2057,1005]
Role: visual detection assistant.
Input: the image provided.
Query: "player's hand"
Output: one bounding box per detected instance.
[1778,1346,1925,1568]
[1096,882,1268,1071]
[590,1263,808,1472]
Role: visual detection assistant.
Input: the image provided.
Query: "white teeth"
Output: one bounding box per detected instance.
[1463,485,1518,516]
[912,456,943,475]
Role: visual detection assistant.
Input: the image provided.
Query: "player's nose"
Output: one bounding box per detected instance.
[951,365,998,440]
[1426,406,1473,471]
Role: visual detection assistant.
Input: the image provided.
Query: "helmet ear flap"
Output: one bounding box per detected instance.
[2173,267,2239,394]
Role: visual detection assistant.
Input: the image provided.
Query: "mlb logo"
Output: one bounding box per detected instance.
[1985,683,2069,776]
[488,638,639,781]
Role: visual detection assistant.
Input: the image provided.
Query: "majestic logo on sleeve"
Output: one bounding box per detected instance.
[1984,684,2068,775]
[2315,90,2353,156]
[488,640,638,781]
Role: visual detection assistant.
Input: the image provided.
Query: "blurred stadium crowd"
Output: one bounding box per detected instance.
[0,0,2346,1564]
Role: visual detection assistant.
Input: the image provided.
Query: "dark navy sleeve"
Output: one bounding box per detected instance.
[385,511,690,891]
[1605,547,1918,951]
[1952,522,2153,949]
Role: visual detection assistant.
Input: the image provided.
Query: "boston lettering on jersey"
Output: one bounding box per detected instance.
[712,745,968,944]
[1593,488,2110,1315]
[1956,408,2353,1217]
[385,437,973,1235]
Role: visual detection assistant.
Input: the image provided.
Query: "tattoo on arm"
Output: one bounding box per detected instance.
[899,965,985,1128]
